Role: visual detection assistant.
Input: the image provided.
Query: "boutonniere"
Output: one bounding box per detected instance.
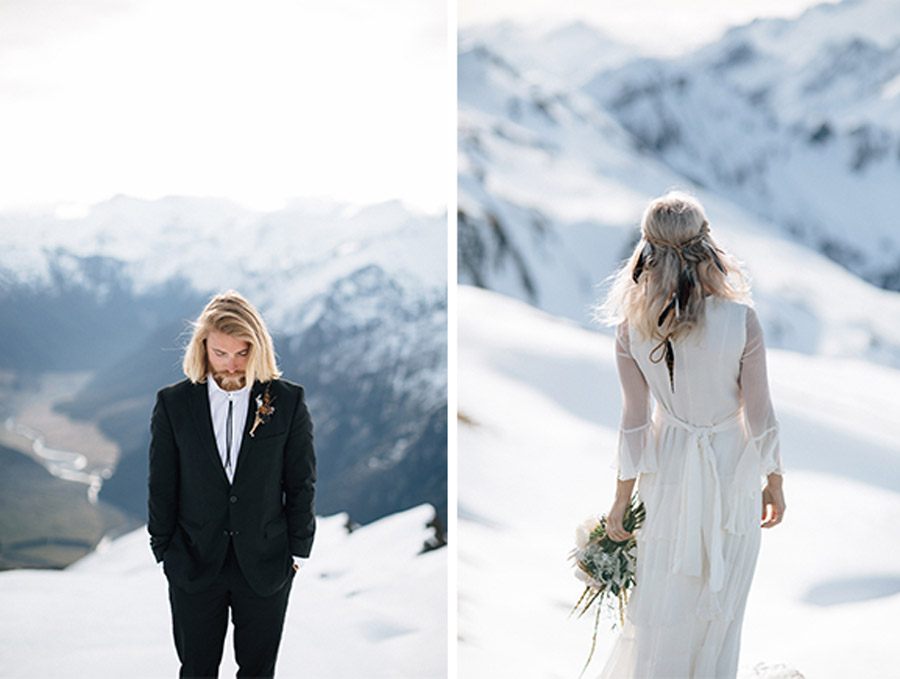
[249,384,276,437]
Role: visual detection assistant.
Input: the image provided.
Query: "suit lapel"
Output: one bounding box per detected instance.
[231,380,266,484]
[188,380,231,487]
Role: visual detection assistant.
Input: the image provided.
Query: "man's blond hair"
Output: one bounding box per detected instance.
[182,290,282,385]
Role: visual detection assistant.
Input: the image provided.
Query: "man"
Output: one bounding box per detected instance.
[148,290,316,678]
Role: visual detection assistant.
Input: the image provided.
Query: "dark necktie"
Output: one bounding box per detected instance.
[225,399,233,472]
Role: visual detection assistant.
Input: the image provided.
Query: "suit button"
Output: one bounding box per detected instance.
[230,495,238,503]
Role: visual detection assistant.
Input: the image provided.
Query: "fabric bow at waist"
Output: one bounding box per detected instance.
[655,407,744,610]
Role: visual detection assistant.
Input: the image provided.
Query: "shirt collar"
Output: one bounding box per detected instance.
[207,373,252,398]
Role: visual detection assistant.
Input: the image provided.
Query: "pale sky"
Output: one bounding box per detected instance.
[0,0,447,214]
[459,0,839,57]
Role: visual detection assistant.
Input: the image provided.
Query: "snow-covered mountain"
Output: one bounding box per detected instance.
[0,505,446,679]
[0,196,447,566]
[458,33,900,369]
[458,41,675,319]
[458,285,900,679]
[0,195,445,333]
[581,0,900,290]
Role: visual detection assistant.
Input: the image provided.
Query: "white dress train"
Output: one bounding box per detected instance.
[598,297,783,679]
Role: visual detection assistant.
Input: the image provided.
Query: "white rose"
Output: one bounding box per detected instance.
[575,516,600,549]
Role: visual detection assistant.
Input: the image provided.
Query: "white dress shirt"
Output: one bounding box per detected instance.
[206,373,306,570]
[207,374,251,484]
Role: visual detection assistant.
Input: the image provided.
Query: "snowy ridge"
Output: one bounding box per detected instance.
[1,505,446,678]
[0,195,445,334]
[458,285,900,679]
[459,20,639,87]
[719,0,900,70]
[580,0,900,289]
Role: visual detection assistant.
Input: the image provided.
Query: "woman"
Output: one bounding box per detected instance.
[596,191,786,678]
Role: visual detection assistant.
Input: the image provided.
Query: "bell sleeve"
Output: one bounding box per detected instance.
[739,306,784,476]
[614,321,654,480]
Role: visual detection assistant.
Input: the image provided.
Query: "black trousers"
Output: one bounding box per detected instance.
[167,540,294,678]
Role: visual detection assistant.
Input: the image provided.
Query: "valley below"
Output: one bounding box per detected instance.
[0,371,136,570]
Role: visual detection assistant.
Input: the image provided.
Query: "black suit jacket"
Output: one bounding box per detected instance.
[147,377,316,597]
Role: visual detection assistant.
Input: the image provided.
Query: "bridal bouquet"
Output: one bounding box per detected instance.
[569,494,646,675]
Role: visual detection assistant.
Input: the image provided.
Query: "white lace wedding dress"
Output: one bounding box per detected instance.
[598,297,783,679]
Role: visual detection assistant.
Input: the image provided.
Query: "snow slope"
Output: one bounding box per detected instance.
[458,285,900,679]
[0,505,446,679]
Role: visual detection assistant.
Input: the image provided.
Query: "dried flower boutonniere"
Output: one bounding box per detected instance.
[249,384,276,437]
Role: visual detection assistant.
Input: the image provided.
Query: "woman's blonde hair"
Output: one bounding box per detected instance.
[182,290,282,385]
[597,190,751,345]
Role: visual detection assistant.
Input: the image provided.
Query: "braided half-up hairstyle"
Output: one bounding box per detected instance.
[596,190,751,391]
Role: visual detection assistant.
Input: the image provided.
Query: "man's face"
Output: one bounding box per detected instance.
[206,330,251,391]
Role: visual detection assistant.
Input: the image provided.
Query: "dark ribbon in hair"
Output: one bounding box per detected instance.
[635,229,715,393]
[709,247,727,276]
[650,251,697,392]
[632,242,651,284]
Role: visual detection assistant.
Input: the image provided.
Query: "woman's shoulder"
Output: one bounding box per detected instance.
[708,295,754,319]
[703,297,759,344]
[614,318,632,352]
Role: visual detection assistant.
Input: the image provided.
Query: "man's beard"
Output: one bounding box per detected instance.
[212,370,247,391]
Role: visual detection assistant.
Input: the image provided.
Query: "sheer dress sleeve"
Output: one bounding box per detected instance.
[615,321,653,480]
[739,307,784,476]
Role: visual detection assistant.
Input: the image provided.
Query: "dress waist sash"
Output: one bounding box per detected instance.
[654,407,744,611]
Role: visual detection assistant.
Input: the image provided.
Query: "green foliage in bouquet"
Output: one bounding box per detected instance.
[568,494,646,676]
